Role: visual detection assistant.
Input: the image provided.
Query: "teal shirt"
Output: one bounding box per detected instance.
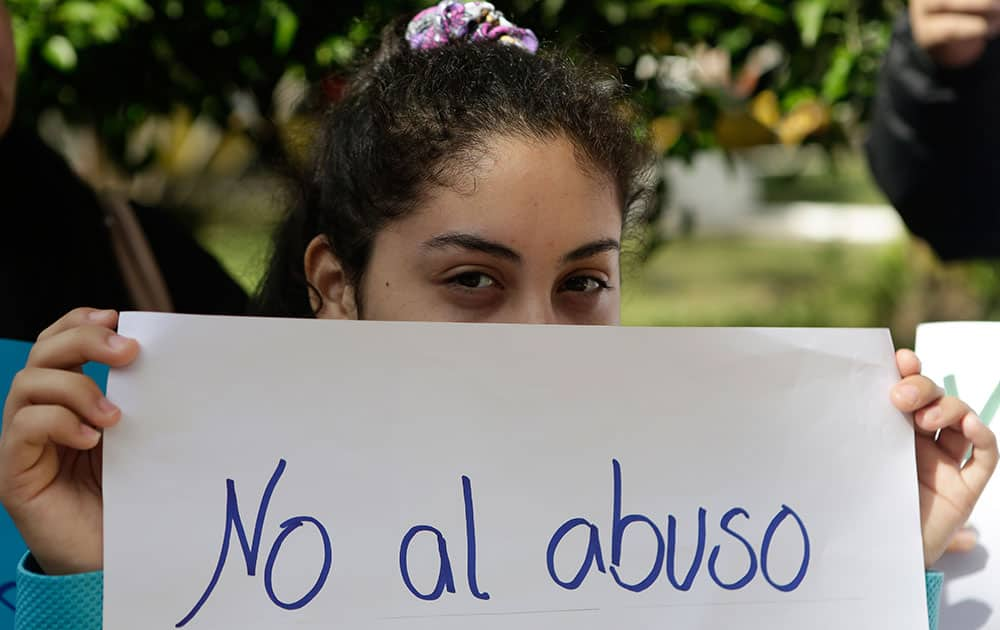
[14,552,944,630]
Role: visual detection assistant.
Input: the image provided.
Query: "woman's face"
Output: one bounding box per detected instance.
[307,134,623,325]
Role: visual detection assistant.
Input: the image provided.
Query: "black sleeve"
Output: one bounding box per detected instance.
[0,127,133,341]
[133,205,249,317]
[0,127,248,342]
[865,14,1000,259]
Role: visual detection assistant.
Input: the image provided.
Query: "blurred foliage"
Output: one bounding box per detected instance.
[9,0,904,168]
[14,1,1000,335]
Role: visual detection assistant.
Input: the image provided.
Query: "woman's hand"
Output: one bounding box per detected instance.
[910,0,1000,68]
[892,349,998,568]
[0,308,139,575]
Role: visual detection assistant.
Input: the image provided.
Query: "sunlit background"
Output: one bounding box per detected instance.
[8,0,1000,346]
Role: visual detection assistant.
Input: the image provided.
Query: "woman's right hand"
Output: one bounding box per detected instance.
[0,308,139,575]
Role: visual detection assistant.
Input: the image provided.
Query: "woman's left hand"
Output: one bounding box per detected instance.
[891,349,999,568]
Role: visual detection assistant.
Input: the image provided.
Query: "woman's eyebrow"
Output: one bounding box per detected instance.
[560,238,620,264]
[422,232,522,263]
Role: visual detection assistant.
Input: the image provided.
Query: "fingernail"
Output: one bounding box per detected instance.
[952,528,979,552]
[80,423,102,442]
[88,309,115,322]
[895,384,920,406]
[924,408,941,426]
[107,334,130,351]
[97,396,118,416]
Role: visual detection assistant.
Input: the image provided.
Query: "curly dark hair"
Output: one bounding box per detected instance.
[254,18,653,317]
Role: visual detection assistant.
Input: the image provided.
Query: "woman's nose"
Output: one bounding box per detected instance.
[501,295,559,325]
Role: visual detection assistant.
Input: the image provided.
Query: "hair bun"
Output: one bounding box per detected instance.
[405,2,538,54]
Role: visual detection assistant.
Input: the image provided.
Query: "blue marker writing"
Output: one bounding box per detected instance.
[546,459,810,594]
[177,459,331,627]
[399,475,490,601]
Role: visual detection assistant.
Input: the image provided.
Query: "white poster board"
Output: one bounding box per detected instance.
[917,322,1000,630]
[103,313,928,629]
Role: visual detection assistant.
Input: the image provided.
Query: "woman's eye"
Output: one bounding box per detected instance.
[561,276,611,293]
[449,272,497,289]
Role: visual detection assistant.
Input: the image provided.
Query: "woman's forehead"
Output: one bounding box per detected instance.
[449,135,619,218]
[396,135,623,254]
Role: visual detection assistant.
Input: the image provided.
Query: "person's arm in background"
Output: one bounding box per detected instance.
[866,0,1000,259]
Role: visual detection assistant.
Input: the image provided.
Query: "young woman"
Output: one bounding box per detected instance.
[1,3,995,629]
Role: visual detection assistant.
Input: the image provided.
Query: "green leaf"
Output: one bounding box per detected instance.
[55,1,100,24]
[273,4,299,56]
[781,87,816,111]
[10,16,36,70]
[42,35,78,71]
[688,13,719,38]
[110,0,154,20]
[543,0,566,17]
[644,0,787,24]
[90,4,127,43]
[315,36,355,67]
[204,0,225,19]
[821,45,854,103]
[164,0,183,19]
[718,26,752,53]
[604,1,628,25]
[793,0,829,48]
[347,20,370,45]
[731,0,785,22]
[91,18,121,43]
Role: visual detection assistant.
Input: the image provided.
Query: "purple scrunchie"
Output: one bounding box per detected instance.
[405,1,539,54]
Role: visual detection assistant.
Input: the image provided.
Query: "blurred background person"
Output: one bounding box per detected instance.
[867,0,1000,260]
[0,0,247,342]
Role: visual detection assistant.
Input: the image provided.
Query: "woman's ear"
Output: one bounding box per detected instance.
[304,235,359,320]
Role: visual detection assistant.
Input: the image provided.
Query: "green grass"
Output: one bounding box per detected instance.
[621,238,905,331]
